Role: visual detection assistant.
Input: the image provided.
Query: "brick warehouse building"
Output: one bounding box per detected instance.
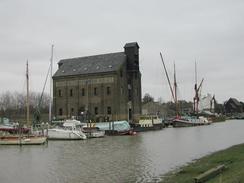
[53,42,142,123]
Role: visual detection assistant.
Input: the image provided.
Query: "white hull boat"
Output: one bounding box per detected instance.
[0,136,47,145]
[48,119,87,140]
[48,129,86,140]
[172,116,210,127]
[83,127,105,138]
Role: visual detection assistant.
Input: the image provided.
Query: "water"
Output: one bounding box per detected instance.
[0,120,244,183]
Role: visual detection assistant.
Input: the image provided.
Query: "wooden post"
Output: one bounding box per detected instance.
[46,122,49,137]
[194,164,226,183]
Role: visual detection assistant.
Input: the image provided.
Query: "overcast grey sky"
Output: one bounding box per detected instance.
[0,0,243,103]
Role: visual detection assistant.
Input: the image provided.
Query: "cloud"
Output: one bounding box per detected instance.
[0,0,244,103]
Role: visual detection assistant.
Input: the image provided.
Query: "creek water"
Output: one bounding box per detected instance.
[0,120,244,183]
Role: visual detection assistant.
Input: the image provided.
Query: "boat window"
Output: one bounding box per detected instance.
[64,126,72,130]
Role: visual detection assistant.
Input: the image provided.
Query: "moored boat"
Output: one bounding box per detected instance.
[0,62,47,145]
[48,119,87,140]
[172,116,210,127]
[0,135,47,145]
[159,54,212,128]
[83,127,105,138]
[131,115,164,132]
[82,120,135,136]
[0,123,30,134]
[104,129,136,136]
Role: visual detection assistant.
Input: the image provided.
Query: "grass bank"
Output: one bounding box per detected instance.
[161,143,244,183]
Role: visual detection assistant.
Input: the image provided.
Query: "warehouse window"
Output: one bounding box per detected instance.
[95,107,98,115]
[107,86,111,95]
[59,108,63,116]
[70,89,73,97]
[120,69,123,77]
[107,106,111,115]
[81,88,85,96]
[58,89,62,97]
[94,87,97,96]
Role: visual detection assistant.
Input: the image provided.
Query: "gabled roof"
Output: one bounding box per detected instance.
[53,52,126,78]
[228,98,242,107]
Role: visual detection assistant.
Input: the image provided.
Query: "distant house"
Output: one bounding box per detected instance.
[53,42,142,123]
[224,98,243,114]
[142,101,166,116]
[240,102,244,110]
[199,93,215,112]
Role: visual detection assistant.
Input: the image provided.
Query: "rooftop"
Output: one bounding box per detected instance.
[53,52,126,78]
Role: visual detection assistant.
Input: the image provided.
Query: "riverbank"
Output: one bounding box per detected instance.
[161,143,244,183]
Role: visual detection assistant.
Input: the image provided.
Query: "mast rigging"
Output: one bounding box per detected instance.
[160,52,175,102]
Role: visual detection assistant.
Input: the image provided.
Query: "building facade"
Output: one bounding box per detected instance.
[53,42,141,122]
[224,98,243,114]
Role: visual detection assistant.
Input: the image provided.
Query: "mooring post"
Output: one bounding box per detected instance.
[41,122,44,136]
[46,122,49,137]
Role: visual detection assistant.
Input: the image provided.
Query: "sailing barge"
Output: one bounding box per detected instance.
[0,62,47,145]
[172,116,210,127]
[160,53,210,128]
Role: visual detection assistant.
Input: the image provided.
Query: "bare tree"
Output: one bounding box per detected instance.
[142,93,154,104]
[0,91,50,120]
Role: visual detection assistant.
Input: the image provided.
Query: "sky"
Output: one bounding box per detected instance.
[0,0,243,103]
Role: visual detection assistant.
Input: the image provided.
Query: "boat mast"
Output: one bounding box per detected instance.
[193,61,197,114]
[210,94,215,113]
[49,45,54,122]
[160,52,175,102]
[26,61,30,127]
[173,62,179,117]
[193,61,204,115]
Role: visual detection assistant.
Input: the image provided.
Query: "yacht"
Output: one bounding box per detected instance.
[48,119,87,140]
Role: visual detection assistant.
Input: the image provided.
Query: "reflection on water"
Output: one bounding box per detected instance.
[0,120,244,183]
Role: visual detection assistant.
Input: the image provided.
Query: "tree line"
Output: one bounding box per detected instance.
[142,93,224,115]
[0,91,50,121]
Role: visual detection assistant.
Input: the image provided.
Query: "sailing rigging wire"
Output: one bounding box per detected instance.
[37,63,51,109]
[160,52,175,102]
